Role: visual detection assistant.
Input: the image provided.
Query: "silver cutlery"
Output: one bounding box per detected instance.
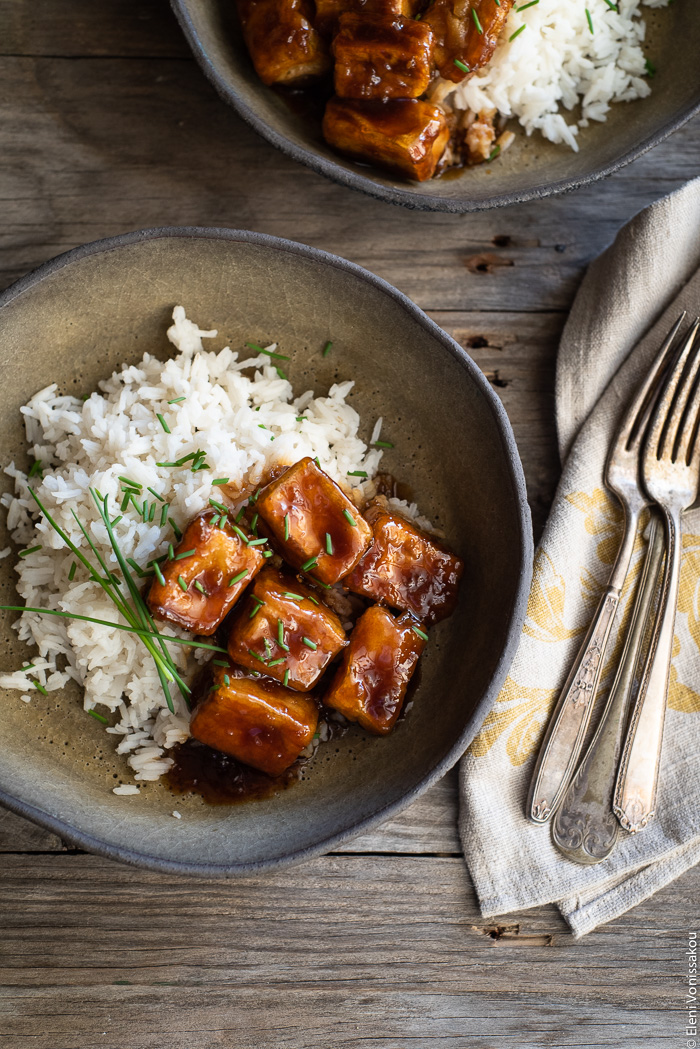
[614,318,700,833]
[526,314,685,825]
[552,514,665,863]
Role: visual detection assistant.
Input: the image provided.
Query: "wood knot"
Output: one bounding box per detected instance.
[464,252,514,274]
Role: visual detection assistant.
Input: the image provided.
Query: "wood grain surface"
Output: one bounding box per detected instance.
[1,2,698,1046]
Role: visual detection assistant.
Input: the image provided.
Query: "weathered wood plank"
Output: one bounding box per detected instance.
[0,53,698,311]
[1,0,188,58]
[0,852,691,1047]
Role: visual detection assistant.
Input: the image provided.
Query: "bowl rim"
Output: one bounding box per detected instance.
[169,0,700,214]
[0,226,533,875]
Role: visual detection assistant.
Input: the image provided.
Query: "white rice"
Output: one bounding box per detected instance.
[1,306,429,792]
[447,0,668,150]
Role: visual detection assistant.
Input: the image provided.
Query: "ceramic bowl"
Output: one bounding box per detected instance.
[0,228,532,874]
[169,0,699,213]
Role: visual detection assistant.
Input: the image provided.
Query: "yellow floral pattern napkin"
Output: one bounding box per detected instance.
[459,177,700,936]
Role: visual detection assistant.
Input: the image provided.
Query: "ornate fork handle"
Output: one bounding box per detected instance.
[526,582,621,824]
[614,508,680,833]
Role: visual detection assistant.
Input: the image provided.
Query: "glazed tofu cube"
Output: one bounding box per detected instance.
[344,503,463,623]
[323,606,426,734]
[313,0,420,37]
[322,97,450,182]
[190,665,319,776]
[333,14,434,100]
[227,567,347,691]
[236,0,330,86]
[255,457,372,584]
[424,0,514,82]
[147,511,264,636]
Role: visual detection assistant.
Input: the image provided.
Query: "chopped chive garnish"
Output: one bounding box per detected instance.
[264,638,273,659]
[250,512,259,534]
[249,599,264,618]
[235,506,246,524]
[209,498,226,511]
[276,368,287,381]
[174,549,196,566]
[213,659,229,666]
[210,514,221,527]
[248,648,267,664]
[19,546,42,558]
[307,594,319,605]
[68,562,77,582]
[170,518,182,540]
[160,504,169,527]
[245,342,290,361]
[21,664,35,672]
[147,554,168,566]
[120,493,130,511]
[263,550,274,558]
[296,416,305,422]
[168,543,175,560]
[488,145,501,162]
[347,470,367,478]
[28,459,43,478]
[322,340,333,357]
[516,0,538,9]
[258,424,267,430]
[471,8,483,31]
[167,396,186,404]
[267,657,286,668]
[147,487,164,502]
[142,501,149,523]
[154,563,166,586]
[283,669,290,687]
[585,7,593,32]
[247,537,268,547]
[148,501,156,522]
[229,569,248,586]
[194,580,208,596]
[233,525,248,543]
[343,509,357,526]
[302,637,317,650]
[284,513,290,540]
[119,476,141,489]
[88,709,109,724]
[212,478,229,486]
[284,592,304,601]
[413,626,429,641]
[314,579,332,588]
[325,533,333,555]
[374,440,394,449]
[314,457,321,468]
[277,619,289,651]
[126,557,144,577]
[156,414,171,433]
[32,681,48,695]
[494,0,500,6]
[250,488,261,504]
[509,23,526,40]
[111,516,123,527]
[177,575,188,593]
[301,556,318,571]
[603,0,617,7]
[218,515,228,530]
[224,674,230,686]
[645,58,656,77]
[454,57,470,73]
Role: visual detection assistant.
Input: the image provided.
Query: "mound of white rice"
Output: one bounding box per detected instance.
[0,307,427,792]
[448,0,668,150]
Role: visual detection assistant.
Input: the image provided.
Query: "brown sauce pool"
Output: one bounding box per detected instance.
[166,738,299,805]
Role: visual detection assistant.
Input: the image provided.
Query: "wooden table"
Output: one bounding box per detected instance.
[1,3,698,1045]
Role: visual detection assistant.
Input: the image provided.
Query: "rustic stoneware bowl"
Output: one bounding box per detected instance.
[169,0,699,212]
[0,228,532,875]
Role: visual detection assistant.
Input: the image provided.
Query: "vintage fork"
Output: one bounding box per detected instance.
[614,318,700,833]
[527,314,685,825]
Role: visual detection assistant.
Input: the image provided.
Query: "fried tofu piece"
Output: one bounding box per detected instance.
[424,0,514,82]
[323,606,425,734]
[323,97,449,182]
[236,0,330,86]
[255,457,372,585]
[190,665,318,776]
[147,510,264,636]
[333,14,434,100]
[314,0,419,37]
[227,567,347,691]
[344,503,463,623]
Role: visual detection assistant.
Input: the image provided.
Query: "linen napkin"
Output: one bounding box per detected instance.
[459,176,700,937]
